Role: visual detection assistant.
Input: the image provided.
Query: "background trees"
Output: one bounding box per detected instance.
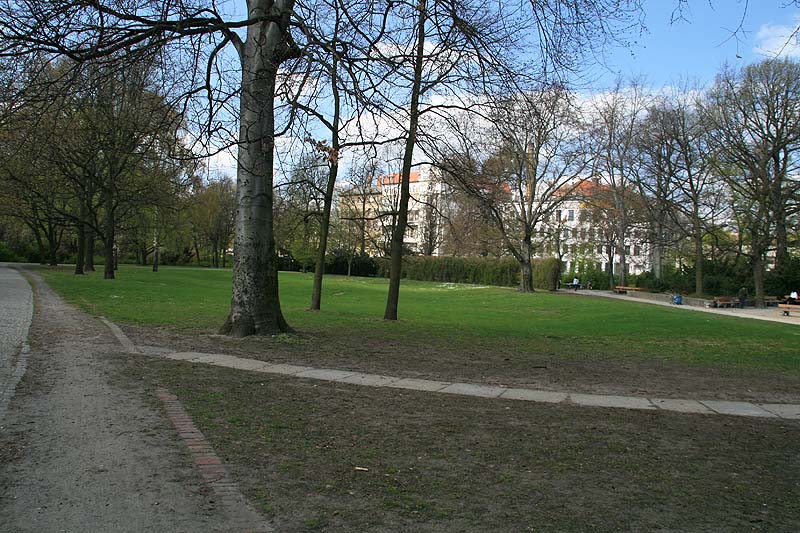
[436,87,592,291]
[701,59,800,305]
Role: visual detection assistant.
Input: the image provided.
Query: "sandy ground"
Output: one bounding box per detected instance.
[0,270,264,532]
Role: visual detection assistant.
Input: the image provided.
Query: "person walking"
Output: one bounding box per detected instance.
[738,286,748,308]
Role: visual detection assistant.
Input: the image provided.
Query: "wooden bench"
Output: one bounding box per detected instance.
[763,296,780,307]
[713,296,739,308]
[779,304,800,316]
[613,286,642,294]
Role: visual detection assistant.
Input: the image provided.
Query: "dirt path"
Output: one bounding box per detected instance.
[0,270,266,532]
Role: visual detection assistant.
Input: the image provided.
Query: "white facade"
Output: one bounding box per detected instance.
[375,164,447,255]
[539,195,651,277]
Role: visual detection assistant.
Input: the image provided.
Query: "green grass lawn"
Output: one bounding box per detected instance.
[37,264,800,373]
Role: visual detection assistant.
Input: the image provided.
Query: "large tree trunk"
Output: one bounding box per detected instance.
[384,0,427,321]
[752,255,765,308]
[152,231,159,272]
[518,235,534,292]
[221,2,294,337]
[45,223,59,266]
[518,259,533,292]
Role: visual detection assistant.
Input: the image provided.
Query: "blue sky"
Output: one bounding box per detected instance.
[594,1,800,88]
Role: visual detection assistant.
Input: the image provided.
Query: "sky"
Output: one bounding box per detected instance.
[595,1,800,88]
[206,1,800,177]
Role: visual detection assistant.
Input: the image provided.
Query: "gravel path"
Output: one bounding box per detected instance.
[0,268,266,532]
[0,267,33,421]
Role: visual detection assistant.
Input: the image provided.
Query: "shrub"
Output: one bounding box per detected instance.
[0,241,20,262]
[533,258,561,290]
[376,255,520,287]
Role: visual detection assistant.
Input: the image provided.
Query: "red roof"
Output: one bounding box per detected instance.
[377,171,420,186]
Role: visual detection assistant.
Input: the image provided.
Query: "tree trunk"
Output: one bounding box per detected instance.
[694,231,704,295]
[152,231,159,272]
[193,236,201,263]
[31,225,46,265]
[311,163,339,310]
[42,221,60,267]
[773,205,788,271]
[221,4,294,337]
[85,225,95,272]
[518,235,534,292]
[384,0,427,321]
[103,192,115,279]
[74,222,85,275]
[752,255,765,308]
[518,259,533,292]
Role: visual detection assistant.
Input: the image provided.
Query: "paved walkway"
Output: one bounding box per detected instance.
[101,319,800,421]
[569,288,800,326]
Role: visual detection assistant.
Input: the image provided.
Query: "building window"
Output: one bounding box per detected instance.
[568,209,575,221]
[634,244,641,255]
[580,228,587,239]
[572,228,577,238]
[562,229,569,239]
[570,244,576,254]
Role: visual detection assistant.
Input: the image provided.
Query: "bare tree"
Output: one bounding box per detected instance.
[589,80,650,286]
[436,87,592,292]
[633,89,723,294]
[701,58,800,305]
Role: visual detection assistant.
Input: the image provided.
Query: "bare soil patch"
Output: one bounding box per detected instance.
[119,355,800,532]
[123,324,800,403]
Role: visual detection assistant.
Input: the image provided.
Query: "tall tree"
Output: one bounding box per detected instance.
[436,87,592,291]
[590,80,649,286]
[701,58,800,305]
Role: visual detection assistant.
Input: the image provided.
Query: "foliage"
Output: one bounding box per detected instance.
[532,258,562,290]
[0,240,20,262]
[765,256,800,297]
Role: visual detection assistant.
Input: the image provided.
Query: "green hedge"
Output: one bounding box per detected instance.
[376,255,562,290]
[533,257,562,291]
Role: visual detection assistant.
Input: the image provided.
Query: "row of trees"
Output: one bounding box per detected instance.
[1,1,797,336]
[271,58,799,306]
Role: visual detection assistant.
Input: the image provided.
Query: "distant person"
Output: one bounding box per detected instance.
[573,277,580,291]
[787,290,798,304]
[738,286,748,308]
[586,280,593,290]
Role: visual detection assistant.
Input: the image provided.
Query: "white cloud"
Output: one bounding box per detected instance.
[754,18,800,58]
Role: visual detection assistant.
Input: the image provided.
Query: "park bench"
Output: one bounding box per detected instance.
[613,286,642,294]
[763,296,780,307]
[712,296,738,308]
[779,303,800,316]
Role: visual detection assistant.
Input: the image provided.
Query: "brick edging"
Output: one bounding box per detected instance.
[155,389,247,499]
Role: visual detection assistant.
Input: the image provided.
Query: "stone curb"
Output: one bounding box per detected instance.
[98,318,800,422]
